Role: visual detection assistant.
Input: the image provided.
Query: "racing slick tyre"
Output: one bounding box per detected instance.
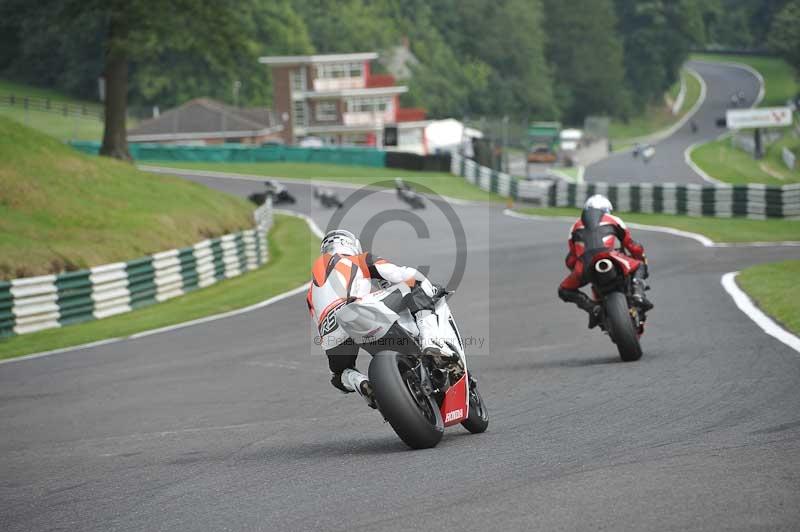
[461,377,489,434]
[605,291,643,362]
[369,351,444,449]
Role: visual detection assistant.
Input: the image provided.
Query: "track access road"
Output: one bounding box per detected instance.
[1,172,798,531]
[586,60,762,184]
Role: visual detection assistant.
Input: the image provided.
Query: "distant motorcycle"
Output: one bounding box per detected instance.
[313,187,343,209]
[264,179,296,205]
[395,178,425,209]
[641,144,655,164]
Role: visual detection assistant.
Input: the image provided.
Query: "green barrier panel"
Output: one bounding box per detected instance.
[765,187,783,218]
[630,185,641,212]
[567,183,576,207]
[56,270,94,325]
[676,186,688,214]
[701,188,716,216]
[0,281,14,338]
[177,247,198,292]
[126,257,157,309]
[209,239,226,280]
[652,185,664,213]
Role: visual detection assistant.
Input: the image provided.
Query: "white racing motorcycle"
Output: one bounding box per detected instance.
[336,283,489,449]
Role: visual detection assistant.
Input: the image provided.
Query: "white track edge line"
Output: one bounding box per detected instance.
[721,272,800,353]
[502,209,800,248]
[1,211,322,366]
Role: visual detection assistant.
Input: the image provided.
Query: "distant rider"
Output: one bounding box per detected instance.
[558,195,653,328]
[307,229,445,407]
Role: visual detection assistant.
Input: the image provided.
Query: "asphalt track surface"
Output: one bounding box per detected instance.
[2,71,799,532]
[586,61,762,184]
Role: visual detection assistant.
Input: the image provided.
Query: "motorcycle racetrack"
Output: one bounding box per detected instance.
[587,60,763,184]
[2,64,799,531]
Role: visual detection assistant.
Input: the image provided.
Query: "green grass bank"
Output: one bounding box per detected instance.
[0,213,317,360]
[738,260,800,335]
[0,116,254,279]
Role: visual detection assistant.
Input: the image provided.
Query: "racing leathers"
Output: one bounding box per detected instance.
[307,251,442,392]
[558,208,652,325]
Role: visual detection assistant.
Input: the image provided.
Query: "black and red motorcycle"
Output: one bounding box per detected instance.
[585,249,647,362]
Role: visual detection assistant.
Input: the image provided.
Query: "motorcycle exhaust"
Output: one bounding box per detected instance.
[595,258,614,274]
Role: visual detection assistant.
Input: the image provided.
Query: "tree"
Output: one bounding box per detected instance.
[615,0,705,111]
[769,0,800,78]
[430,0,557,118]
[130,0,314,110]
[544,0,629,123]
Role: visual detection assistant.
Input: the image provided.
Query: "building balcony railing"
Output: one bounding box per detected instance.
[313,78,365,92]
[343,111,394,126]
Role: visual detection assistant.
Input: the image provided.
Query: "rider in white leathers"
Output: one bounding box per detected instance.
[307,229,444,407]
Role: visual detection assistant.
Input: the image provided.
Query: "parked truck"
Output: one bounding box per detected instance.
[526,121,560,164]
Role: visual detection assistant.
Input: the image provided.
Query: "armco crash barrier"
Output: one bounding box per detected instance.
[0,201,273,339]
[450,154,800,219]
[70,141,386,167]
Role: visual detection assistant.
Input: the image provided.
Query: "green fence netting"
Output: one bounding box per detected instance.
[70,141,386,167]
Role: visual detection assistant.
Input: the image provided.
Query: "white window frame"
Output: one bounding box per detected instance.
[290,68,307,92]
[315,62,363,80]
[315,100,338,122]
[346,96,393,114]
[292,100,308,127]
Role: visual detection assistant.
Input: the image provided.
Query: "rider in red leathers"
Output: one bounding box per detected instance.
[558,195,653,328]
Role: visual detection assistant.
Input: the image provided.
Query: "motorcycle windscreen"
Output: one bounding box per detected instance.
[440,375,469,426]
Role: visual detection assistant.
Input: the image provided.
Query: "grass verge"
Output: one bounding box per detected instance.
[0,79,109,141]
[690,54,798,107]
[609,68,702,145]
[737,260,800,335]
[690,130,800,185]
[515,206,800,243]
[0,116,254,279]
[0,214,316,361]
[150,161,500,202]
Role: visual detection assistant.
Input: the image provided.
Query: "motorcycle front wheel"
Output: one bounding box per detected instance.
[461,376,489,434]
[369,352,444,449]
[605,291,643,362]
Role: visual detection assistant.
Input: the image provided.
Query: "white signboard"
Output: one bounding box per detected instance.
[726,107,793,129]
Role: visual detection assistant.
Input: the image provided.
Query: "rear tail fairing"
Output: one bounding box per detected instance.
[585,253,647,338]
[336,284,419,345]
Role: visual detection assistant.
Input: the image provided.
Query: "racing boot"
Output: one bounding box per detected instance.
[415,310,449,357]
[558,287,602,329]
[631,270,654,312]
[340,368,377,409]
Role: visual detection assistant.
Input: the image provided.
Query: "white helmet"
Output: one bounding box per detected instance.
[584,194,613,213]
[320,229,362,256]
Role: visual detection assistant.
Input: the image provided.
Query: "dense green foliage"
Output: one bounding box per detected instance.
[1,0,796,125]
[768,0,800,76]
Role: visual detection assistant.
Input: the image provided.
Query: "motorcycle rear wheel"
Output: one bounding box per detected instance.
[605,291,643,362]
[369,352,444,449]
